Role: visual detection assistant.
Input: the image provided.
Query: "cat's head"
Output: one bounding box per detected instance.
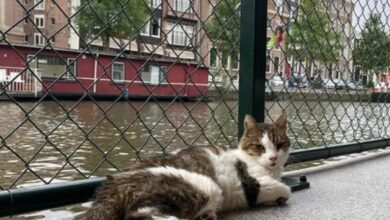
[238,113,290,170]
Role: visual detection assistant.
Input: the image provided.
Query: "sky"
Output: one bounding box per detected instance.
[352,0,390,33]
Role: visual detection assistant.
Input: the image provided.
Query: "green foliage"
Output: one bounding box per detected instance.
[353,13,390,76]
[206,0,240,57]
[76,0,147,51]
[365,80,374,88]
[286,0,342,64]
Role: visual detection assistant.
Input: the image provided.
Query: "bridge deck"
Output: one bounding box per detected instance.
[222,153,390,220]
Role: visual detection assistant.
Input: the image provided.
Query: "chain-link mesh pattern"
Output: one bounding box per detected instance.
[266,0,390,150]
[0,0,240,190]
[0,0,389,191]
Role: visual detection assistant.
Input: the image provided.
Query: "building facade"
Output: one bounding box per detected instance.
[288,0,354,81]
[0,0,75,49]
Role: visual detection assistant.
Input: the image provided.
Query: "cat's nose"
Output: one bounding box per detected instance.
[269,156,277,162]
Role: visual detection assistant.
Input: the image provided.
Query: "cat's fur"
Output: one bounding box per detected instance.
[75,113,291,220]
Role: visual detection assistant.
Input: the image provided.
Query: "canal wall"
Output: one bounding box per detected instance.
[0,89,383,102]
[207,89,374,102]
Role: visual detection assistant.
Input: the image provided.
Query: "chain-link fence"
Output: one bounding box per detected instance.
[266,0,390,150]
[0,0,390,197]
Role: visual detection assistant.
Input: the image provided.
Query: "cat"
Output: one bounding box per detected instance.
[76,166,223,220]
[207,113,291,210]
[74,113,291,220]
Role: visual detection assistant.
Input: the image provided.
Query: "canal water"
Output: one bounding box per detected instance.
[1,100,389,190]
[1,100,390,219]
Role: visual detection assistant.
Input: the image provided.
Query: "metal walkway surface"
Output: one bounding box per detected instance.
[221,154,390,220]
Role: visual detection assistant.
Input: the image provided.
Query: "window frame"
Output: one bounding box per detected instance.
[34,0,45,10]
[141,17,161,38]
[34,14,45,28]
[111,62,125,83]
[141,65,168,85]
[140,20,151,36]
[175,0,191,13]
[151,0,161,8]
[230,54,240,71]
[274,56,280,74]
[167,23,193,46]
[34,33,44,46]
[209,47,218,68]
[151,18,161,38]
[266,55,271,73]
[66,58,77,79]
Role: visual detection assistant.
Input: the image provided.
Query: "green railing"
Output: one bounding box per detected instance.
[1,0,390,217]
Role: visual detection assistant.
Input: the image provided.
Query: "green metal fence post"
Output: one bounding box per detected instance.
[238,0,268,137]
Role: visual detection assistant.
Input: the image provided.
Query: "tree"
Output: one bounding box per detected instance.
[206,0,240,87]
[353,13,390,84]
[286,0,342,75]
[76,0,147,52]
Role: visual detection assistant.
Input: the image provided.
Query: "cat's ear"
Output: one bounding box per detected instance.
[244,114,257,135]
[274,112,288,132]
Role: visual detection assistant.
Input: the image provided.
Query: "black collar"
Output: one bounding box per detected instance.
[235,160,260,207]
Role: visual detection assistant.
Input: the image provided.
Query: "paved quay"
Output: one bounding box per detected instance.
[221,153,390,220]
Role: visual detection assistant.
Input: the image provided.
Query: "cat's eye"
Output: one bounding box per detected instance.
[255,144,264,150]
[276,143,284,150]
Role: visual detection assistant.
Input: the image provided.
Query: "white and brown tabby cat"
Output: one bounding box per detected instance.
[75,113,291,220]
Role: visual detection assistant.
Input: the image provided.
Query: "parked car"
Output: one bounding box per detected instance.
[288,73,308,88]
[323,79,336,89]
[347,81,364,90]
[312,77,324,89]
[333,79,347,90]
[269,75,285,88]
[300,75,309,88]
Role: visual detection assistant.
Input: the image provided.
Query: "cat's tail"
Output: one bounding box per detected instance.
[73,176,125,220]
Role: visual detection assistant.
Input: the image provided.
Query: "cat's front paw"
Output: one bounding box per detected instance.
[276,196,288,205]
[195,211,217,220]
[278,184,292,202]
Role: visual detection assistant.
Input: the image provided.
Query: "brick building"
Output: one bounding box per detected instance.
[0,0,78,49]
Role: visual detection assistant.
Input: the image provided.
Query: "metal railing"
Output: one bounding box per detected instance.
[0,0,390,217]
[0,67,41,96]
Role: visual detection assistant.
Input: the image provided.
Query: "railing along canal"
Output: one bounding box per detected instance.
[1,0,390,217]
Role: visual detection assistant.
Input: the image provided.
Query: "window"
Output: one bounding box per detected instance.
[219,53,228,68]
[141,65,167,84]
[283,1,291,14]
[34,0,45,10]
[167,23,193,46]
[34,33,44,46]
[141,17,160,38]
[24,13,29,24]
[66,58,77,79]
[25,35,29,42]
[151,18,160,37]
[51,36,55,43]
[29,55,71,78]
[266,56,271,72]
[151,0,161,8]
[34,15,45,28]
[230,55,239,70]
[51,17,55,25]
[112,62,125,82]
[141,21,150,36]
[175,0,191,12]
[209,48,217,68]
[274,56,280,73]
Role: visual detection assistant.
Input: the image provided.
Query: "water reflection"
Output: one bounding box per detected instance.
[0,101,238,189]
[0,100,389,189]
